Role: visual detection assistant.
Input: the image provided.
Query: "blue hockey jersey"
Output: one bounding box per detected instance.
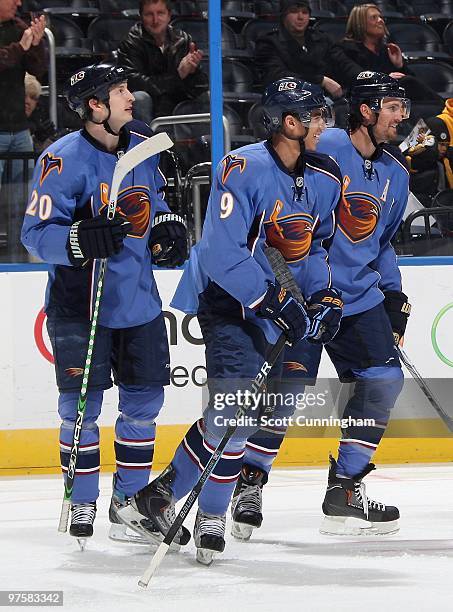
[172,140,342,343]
[317,128,409,316]
[21,121,169,328]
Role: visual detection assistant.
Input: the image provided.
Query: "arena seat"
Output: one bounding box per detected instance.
[386,20,449,59]
[241,18,278,51]
[442,20,453,54]
[87,15,136,54]
[312,17,347,41]
[98,0,138,12]
[408,61,453,98]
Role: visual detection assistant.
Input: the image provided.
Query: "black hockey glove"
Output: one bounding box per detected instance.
[149,212,188,268]
[255,280,310,346]
[66,214,131,266]
[383,290,411,345]
[306,288,344,344]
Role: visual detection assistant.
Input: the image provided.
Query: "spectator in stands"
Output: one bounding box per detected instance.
[330,4,443,107]
[0,0,46,257]
[0,1,46,164]
[24,73,56,154]
[404,127,440,206]
[254,0,343,100]
[425,99,453,190]
[116,0,208,121]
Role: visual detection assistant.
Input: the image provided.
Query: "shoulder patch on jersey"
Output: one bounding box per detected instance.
[304,150,342,184]
[39,152,63,186]
[382,144,410,175]
[221,154,247,184]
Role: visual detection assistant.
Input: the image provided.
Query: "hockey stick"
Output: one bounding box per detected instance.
[58,132,174,533]
[396,346,453,433]
[138,246,300,587]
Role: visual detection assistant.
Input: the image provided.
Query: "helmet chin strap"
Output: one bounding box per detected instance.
[366,113,383,158]
[90,102,119,136]
[297,123,309,154]
[298,136,306,156]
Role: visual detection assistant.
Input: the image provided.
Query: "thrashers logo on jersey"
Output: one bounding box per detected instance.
[221,154,246,184]
[283,361,308,374]
[39,153,63,185]
[65,367,83,378]
[264,200,314,263]
[100,183,151,238]
[338,191,381,243]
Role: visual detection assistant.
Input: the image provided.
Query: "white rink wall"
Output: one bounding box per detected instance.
[0,263,452,431]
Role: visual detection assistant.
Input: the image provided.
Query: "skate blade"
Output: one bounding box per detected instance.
[116,505,164,545]
[76,537,87,551]
[320,516,400,536]
[109,523,154,545]
[196,548,218,566]
[231,520,254,541]
[115,506,181,551]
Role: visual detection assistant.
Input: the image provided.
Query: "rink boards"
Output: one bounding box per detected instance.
[0,259,452,475]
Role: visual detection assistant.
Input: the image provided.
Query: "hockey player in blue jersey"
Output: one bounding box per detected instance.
[120,78,344,564]
[21,63,189,546]
[231,72,412,539]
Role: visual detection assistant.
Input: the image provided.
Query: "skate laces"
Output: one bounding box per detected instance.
[237,482,262,514]
[196,512,226,538]
[71,503,96,525]
[354,482,385,518]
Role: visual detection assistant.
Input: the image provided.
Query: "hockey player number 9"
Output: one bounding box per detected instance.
[26,190,53,221]
[220,192,234,219]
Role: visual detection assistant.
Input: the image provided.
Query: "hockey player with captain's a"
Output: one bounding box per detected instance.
[116,77,345,565]
[232,71,413,541]
[21,63,189,548]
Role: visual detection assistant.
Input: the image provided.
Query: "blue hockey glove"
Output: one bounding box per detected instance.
[149,213,189,268]
[306,288,343,344]
[383,290,411,345]
[255,280,309,345]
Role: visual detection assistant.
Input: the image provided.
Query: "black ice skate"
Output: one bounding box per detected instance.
[193,509,226,566]
[231,464,268,541]
[109,486,162,546]
[69,502,96,551]
[116,464,190,549]
[320,455,400,536]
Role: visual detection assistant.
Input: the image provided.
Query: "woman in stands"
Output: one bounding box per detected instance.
[330,3,443,110]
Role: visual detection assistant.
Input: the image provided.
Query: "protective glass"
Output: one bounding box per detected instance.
[297,105,335,128]
[367,97,411,120]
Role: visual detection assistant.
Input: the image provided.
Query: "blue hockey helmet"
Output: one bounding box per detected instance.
[64,63,128,119]
[349,71,410,119]
[262,77,334,136]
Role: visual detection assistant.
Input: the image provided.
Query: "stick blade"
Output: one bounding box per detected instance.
[138,542,170,588]
[110,132,174,206]
[117,132,174,176]
[58,498,70,533]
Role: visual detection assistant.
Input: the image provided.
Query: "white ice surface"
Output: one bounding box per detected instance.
[1,465,453,612]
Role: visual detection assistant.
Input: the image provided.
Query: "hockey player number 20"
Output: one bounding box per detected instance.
[220,192,234,219]
[26,190,53,220]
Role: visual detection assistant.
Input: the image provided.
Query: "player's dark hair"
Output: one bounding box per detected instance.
[139,0,172,14]
[349,104,365,132]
